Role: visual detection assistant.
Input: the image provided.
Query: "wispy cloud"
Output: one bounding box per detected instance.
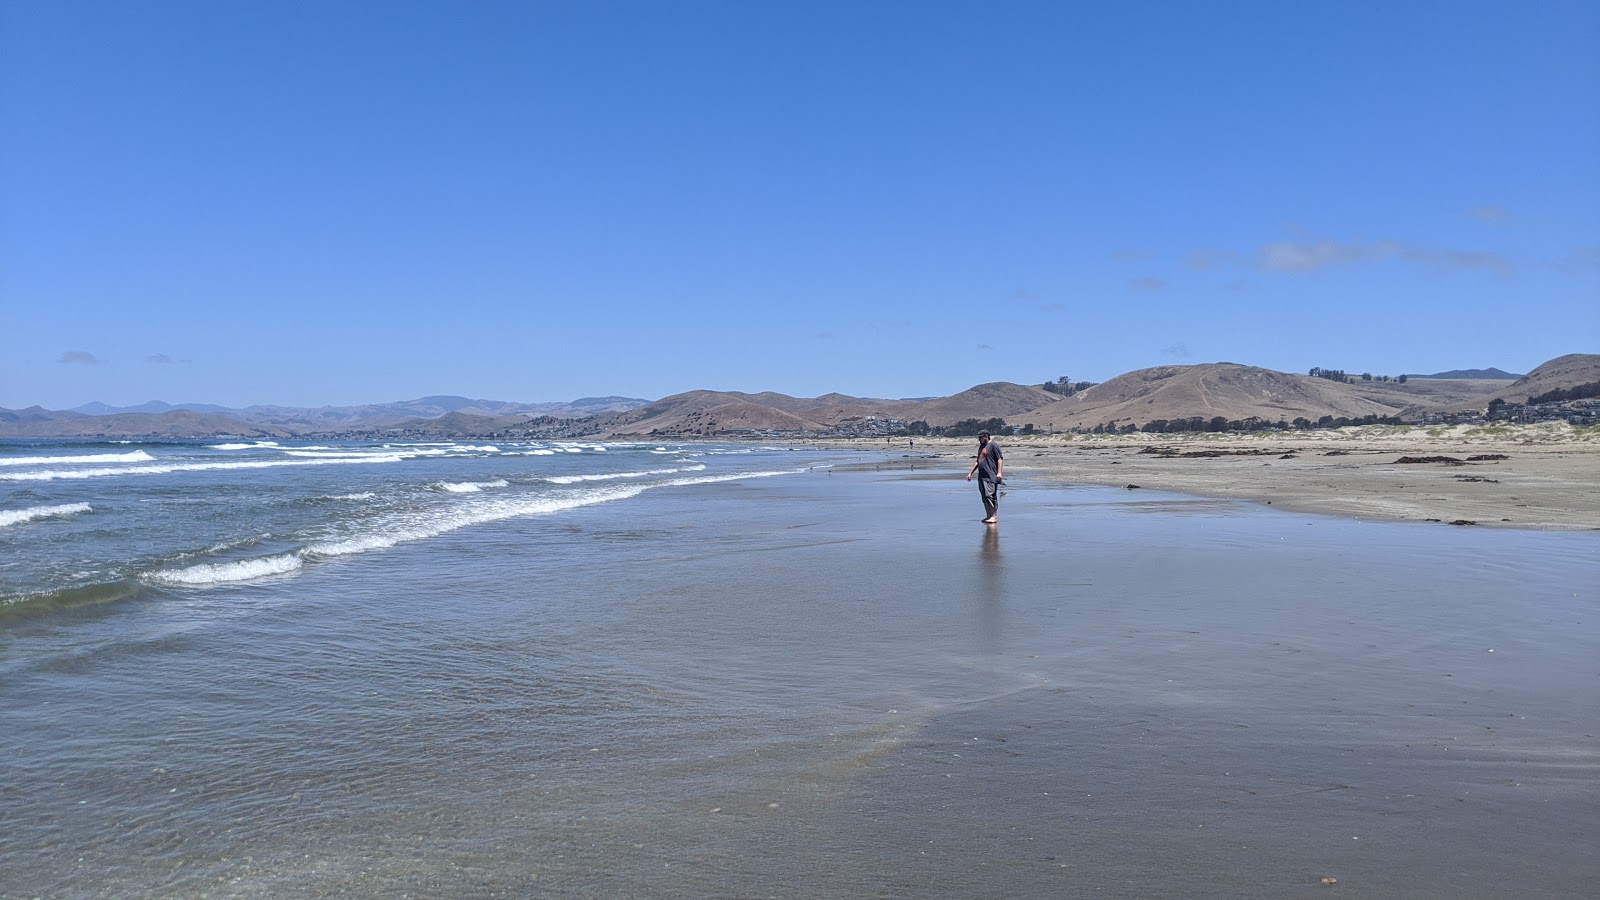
[870,319,913,331]
[59,350,98,365]
[1161,342,1191,359]
[1188,248,1241,270]
[976,343,994,351]
[1558,246,1600,274]
[1013,288,1066,313]
[147,353,174,364]
[1469,205,1515,226]
[1129,277,1167,292]
[1259,240,1364,272]
[1259,239,1511,275]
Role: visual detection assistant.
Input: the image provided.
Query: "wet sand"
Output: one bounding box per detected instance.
[714,476,1600,898]
[841,424,1600,531]
[3,464,1594,897]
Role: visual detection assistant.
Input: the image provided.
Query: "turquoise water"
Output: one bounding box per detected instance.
[3,441,1596,897]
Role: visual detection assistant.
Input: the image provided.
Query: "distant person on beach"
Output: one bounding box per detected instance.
[965,430,1004,524]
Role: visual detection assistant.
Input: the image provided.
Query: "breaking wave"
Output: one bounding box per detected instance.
[0,453,409,482]
[0,503,92,528]
[145,554,303,586]
[0,451,155,467]
[435,479,510,493]
[544,464,706,484]
[305,485,649,558]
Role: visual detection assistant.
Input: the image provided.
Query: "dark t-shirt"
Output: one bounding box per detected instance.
[977,441,1003,480]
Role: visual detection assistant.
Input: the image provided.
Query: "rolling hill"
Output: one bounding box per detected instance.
[4,355,1592,439]
[1491,354,1600,404]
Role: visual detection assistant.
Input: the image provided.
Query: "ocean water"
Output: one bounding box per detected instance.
[2,440,1596,897]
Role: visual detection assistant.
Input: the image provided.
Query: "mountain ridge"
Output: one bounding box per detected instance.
[5,355,1594,439]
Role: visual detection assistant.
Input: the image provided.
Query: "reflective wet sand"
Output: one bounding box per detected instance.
[3,466,1595,897]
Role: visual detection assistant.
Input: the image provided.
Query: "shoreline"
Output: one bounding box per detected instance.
[810,423,1600,531]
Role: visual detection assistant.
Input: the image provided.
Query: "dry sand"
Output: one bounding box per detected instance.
[840,423,1600,531]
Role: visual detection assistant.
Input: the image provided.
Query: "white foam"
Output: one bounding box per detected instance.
[331,492,376,501]
[0,502,92,527]
[0,453,409,482]
[283,449,400,458]
[210,442,278,451]
[666,468,804,488]
[435,479,510,493]
[146,553,302,585]
[544,464,706,484]
[304,485,649,558]
[0,450,155,467]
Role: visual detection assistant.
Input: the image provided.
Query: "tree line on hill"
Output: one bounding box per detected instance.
[895,413,1407,438]
[1525,381,1600,405]
[1309,367,1407,384]
[1040,376,1097,396]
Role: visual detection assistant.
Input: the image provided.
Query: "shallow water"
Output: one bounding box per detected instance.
[2,446,1595,897]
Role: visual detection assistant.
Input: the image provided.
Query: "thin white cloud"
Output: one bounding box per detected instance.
[1161,343,1191,359]
[1014,289,1065,313]
[1129,277,1167,292]
[1260,240,1364,272]
[1469,205,1515,226]
[148,353,174,364]
[1259,239,1510,275]
[1557,246,1600,274]
[60,350,98,365]
[1188,248,1241,270]
[976,343,994,351]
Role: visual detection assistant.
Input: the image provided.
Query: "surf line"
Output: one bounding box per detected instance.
[144,468,808,586]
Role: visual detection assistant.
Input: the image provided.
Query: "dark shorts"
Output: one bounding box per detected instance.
[978,477,1000,509]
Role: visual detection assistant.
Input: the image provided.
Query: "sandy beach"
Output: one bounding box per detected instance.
[841,424,1600,532]
[4,441,1596,897]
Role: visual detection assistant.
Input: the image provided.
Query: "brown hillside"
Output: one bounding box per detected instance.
[1027,364,1403,431]
[600,391,827,437]
[1343,377,1507,419]
[0,409,289,439]
[897,382,1060,425]
[793,394,905,426]
[372,411,525,436]
[1492,353,1600,403]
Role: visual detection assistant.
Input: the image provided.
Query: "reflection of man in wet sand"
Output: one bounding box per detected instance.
[964,430,1004,524]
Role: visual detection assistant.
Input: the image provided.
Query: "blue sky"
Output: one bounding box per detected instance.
[3,0,1596,409]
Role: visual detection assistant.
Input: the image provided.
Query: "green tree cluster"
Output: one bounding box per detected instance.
[1041,376,1096,396]
[939,417,1013,437]
[1527,382,1600,404]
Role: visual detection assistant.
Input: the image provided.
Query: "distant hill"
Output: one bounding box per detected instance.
[71,400,236,416]
[0,409,290,439]
[1491,354,1600,404]
[595,390,835,437]
[1026,363,1408,432]
[11,395,651,437]
[7,354,1595,439]
[894,382,1060,425]
[1409,367,1522,380]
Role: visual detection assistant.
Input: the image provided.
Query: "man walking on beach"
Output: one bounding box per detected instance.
[965,430,1004,524]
